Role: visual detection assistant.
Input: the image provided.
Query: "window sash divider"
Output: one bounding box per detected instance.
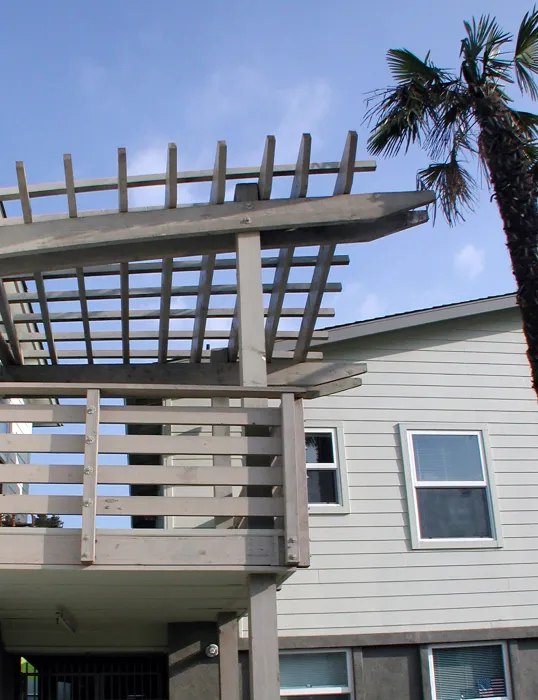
[306,463,339,471]
[415,480,487,488]
[281,688,351,697]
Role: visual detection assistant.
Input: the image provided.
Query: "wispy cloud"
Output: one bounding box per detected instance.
[454,243,485,280]
[128,146,196,208]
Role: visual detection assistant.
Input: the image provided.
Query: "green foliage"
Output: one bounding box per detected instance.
[366,8,538,226]
[34,514,63,528]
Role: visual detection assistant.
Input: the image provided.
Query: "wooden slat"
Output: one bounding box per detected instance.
[34,271,58,364]
[191,141,227,363]
[97,496,284,518]
[75,267,93,363]
[8,281,341,305]
[158,257,173,363]
[281,393,299,565]
[117,147,128,212]
[0,464,283,487]
[0,495,81,515]
[265,134,311,361]
[15,161,32,223]
[293,398,310,567]
[0,280,22,364]
[81,389,99,563]
[63,154,77,218]
[165,143,177,209]
[0,432,281,456]
[0,381,308,400]
[22,348,323,361]
[258,135,275,200]
[17,328,328,343]
[4,254,350,283]
[293,131,360,362]
[228,300,239,363]
[11,306,334,324]
[0,157,377,202]
[120,261,129,363]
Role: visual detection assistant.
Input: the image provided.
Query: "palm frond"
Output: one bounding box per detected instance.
[366,50,456,158]
[515,7,538,99]
[417,153,477,226]
[461,16,513,86]
[386,48,450,84]
[425,87,476,161]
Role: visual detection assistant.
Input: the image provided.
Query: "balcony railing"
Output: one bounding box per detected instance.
[0,383,309,571]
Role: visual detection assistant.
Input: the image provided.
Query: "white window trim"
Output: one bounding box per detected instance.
[280,649,354,698]
[304,422,350,515]
[399,423,502,550]
[427,641,511,700]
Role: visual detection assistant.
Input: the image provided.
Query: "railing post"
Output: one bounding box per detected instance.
[294,397,310,568]
[81,389,100,564]
[280,393,299,565]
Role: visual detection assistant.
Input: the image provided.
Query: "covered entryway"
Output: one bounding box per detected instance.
[20,655,168,700]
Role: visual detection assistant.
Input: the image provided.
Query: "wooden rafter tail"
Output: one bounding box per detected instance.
[265,134,311,362]
[120,262,130,364]
[165,143,177,209]
[118,148,128,213]
[0,280,22,365]
[63,154,77,218]
[76,267,93,364]
[258,135,276,200]
[157,258,173,363]
[34,272,58,364]
[15,161,32,224]
[294,131,359,362]
[0,151,376,204]
[191,141,227,363]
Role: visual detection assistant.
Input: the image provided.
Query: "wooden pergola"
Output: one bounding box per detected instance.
[0,131,432,383]
[0,131,433,700]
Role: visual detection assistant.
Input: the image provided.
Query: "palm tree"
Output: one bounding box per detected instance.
[366,11,538,397]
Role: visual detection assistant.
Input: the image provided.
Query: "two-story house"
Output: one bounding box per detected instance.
[0,134,532,700]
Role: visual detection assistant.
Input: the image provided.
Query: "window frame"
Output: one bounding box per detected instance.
[304,422,349,515]
[279,648,354,698]
[427,641,511,700]
[399,424,502,550]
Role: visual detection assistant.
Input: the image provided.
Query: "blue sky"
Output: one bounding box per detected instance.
[0,0,533,325]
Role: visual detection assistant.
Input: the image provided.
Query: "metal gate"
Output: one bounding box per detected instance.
[20,655,168,700]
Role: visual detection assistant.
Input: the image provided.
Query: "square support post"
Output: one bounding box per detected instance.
[218,613,240,700]
[248,575,280,700]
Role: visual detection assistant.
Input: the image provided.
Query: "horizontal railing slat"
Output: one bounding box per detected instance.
[0,494,283,517]
[0,434,281,456]
[0,404,281,427]
[98,496,284,517]
[0,465,282,487]
[0,495,81,515]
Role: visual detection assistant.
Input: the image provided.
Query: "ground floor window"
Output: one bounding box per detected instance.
[429,642,510,700]
[280,650,353,700]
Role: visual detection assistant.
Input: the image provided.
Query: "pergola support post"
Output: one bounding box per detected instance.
[248,575,280,700]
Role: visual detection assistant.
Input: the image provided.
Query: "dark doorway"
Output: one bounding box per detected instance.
[20,655,168,700]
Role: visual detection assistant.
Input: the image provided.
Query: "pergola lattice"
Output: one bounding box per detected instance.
[0,131,432,376]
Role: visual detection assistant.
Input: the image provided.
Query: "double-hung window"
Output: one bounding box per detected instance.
[400,425,501,549]
[429,643,510,700]
[305,425,349,514]
[280,650,353,700]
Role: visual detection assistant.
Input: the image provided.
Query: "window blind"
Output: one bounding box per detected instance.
[280,652,348,691]
[413,434,483,482]
[432,645,507,700]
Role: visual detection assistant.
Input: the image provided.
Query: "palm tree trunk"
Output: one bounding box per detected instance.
[476,99,538,400]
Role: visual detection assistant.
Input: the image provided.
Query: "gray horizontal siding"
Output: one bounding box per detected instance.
[278,307,538,637]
